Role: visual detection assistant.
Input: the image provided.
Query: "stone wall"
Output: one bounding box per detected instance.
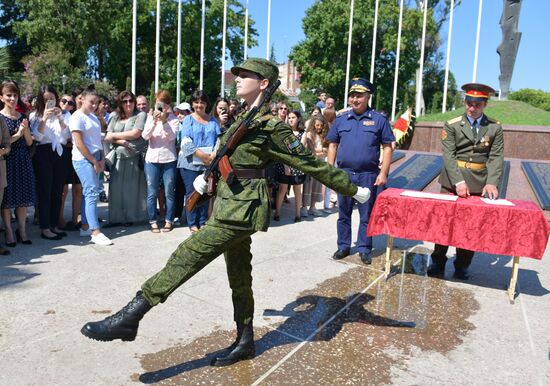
[402,122,550,160]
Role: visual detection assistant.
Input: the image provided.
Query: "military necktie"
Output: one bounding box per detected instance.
[471,119,478,138]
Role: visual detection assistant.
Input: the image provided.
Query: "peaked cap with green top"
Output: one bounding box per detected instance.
[231,57,279,84]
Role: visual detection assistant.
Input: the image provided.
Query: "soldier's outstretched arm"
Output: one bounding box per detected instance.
[267,122,357,197]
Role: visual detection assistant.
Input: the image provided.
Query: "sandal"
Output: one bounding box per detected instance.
[189,226,199,233]
[162,222,173,233]
[150,223,160,233]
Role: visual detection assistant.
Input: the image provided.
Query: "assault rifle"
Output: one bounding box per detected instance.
[187,79,281,211]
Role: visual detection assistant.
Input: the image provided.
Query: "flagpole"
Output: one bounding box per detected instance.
[391,0,405,121]
[200,0,206,90]
[344,0,355,109]
[244,0,249,60]
[266,0,272,60]
[369,0,379,105]
[176,0,182,104]
[131,0,137,93]
[220,0,227,97]
[415,0,428,117]
[154,0,160,92]
[442,0,455,113]
[473,0,483,82]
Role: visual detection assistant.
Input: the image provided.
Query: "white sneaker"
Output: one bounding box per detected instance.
[309,208,323,217]
[300,207,309,218]
[90,233,113,246]
[80,228,92,237]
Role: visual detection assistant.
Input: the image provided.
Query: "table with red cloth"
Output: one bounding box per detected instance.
[367,188,550,301]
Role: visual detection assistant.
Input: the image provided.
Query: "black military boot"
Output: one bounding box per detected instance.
[81,291,152,342]
[211,322,255,366]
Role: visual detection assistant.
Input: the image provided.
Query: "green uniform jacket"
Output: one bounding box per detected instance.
[438,113,504,194]
[210,106,358,232]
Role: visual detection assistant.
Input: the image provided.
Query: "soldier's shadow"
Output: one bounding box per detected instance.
[139,293,414,383]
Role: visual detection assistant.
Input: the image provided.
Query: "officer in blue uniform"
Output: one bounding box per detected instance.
[326,78,395,264]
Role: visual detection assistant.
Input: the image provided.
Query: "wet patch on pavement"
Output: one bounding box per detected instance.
[136,327,301,384]
[136,255,479,385]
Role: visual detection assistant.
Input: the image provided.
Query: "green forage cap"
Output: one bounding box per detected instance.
[231,57,279,84]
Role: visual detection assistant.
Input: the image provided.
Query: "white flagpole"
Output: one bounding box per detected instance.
[369,0,379,105]
[244,0,249,60]
[176,0,182,104]
[221,0,227,97]
[442,0,455,113]
[344,0,355,109]
[200,0,206,90]
[473,0,483,82]
[154,0,160,92]
[266,0,272,60]
[391,0,405,121]
[131,0,137,93]
[415,0,428,117]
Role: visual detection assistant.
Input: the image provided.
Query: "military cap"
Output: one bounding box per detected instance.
[462,83,496,102]
[349,78,375,94]
[231,57,279,84]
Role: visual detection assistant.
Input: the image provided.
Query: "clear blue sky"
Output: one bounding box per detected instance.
[243,0,549,92]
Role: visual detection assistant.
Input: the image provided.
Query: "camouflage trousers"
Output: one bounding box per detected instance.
[141,224,256,324]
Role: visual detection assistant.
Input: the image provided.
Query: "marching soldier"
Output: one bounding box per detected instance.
[428,83,504,280]
[80,58,371,366]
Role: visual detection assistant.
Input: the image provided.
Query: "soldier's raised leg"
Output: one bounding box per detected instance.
[81,225,254,341]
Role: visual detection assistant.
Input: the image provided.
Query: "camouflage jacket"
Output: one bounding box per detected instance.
[209,106,358,231]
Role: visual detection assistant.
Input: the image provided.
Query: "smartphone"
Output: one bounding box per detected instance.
[46,100,56,109]
[220,108,227,114]
[155,102,165,112]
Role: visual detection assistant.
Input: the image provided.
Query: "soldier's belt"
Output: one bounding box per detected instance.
[457,160,486,170]
[233,168,266,179]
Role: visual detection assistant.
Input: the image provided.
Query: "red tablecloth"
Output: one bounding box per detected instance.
[367,188,550,259]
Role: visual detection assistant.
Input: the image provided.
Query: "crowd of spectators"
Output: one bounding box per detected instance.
[0,79,341,252]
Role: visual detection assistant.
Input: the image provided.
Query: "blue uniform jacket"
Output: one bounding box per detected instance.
[326,107,395,173]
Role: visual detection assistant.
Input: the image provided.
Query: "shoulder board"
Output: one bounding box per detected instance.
[263,116,284,132]
[446,116,462,124]
[485,116,500,124]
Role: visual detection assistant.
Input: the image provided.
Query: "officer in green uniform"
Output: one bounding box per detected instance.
[81,58,371,366]
[428,83,504,280]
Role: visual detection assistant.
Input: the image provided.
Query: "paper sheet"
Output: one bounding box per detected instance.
[480,198,515,206]
[400,190,459,201]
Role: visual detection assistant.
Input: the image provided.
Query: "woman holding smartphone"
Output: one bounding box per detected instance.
[142,90,178,232]
[0,80,34,248]
[211,97,233,132]
[30,84,71,240]
[69,88,112,246]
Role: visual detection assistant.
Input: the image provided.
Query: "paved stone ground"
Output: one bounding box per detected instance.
[1,154,549,385]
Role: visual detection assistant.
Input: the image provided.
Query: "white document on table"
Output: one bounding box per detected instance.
[480,198,515,206]
[400,190,459,201]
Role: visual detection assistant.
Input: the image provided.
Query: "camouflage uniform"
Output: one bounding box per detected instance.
[141,106,358,324]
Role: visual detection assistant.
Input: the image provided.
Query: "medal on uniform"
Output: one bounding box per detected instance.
[480,135,490,147]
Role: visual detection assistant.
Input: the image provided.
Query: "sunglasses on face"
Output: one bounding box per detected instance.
[61,99,75,106]
[122,99,135,105]
[279,107,288,111]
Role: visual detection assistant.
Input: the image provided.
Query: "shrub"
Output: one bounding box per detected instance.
[509,89,550,111]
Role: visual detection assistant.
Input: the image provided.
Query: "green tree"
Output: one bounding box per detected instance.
[0,47,11,78]
[509,89,550,111]
[12,0,258,100]
[290,0,456,113]
[20,43,84,95]
[0,0,31,73]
